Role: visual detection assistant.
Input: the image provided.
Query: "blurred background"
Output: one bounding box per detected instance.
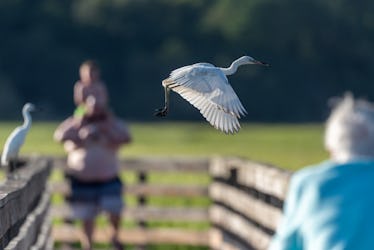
[4,2,372,249]
[1,0,373,122]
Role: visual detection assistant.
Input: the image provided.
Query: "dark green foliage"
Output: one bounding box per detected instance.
[0,0,373,121]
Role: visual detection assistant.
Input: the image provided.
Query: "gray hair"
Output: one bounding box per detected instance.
[325,93,374,161]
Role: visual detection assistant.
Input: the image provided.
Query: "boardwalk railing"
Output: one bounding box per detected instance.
[209,156,292,250]
[0,157,52,250]
[50,157,211,247]
[5,156,292,249]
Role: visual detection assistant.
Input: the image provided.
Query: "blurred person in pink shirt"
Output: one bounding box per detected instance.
[55,70,131,250]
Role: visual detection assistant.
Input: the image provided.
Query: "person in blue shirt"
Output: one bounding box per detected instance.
[269,93,374,250]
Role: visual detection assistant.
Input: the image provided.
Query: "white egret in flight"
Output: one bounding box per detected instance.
[1,103,36,172]
[155,56,269,134]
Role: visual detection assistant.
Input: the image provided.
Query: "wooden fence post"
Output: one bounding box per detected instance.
[137,171,148,228]
[209,156,292,250]
[136,170,148,250]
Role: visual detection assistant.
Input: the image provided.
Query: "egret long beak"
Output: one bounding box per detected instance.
[33,106,43,112]
[255,60,270,66]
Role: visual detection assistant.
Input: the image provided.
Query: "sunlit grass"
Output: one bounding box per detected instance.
[0,121,328,249]
[124,122,327,170]
[0,121,327,170]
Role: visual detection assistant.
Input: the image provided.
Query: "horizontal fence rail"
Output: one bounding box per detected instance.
[52,156,210,173]
[209,156,292,250]
[0,157,52,250]
[50,182,208,198]
[51,157,211,248]
[51,205,208,222]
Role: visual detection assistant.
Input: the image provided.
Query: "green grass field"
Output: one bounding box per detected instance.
[0,121,328,249]
[0,121,328,170]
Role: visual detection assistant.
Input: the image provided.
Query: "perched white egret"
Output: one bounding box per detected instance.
[1,103,36,172]
[155,56,269,134]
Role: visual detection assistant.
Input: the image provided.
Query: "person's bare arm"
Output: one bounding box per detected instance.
[54,117,81,144]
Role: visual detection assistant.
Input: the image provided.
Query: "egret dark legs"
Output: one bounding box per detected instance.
[6,160,19,179]
[154,107,168,117]
[9,160,17,172]
[154,87,170,117]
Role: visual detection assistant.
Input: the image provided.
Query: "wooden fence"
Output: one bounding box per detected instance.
[50,157,211,248]
[0,156,292,249]
[0,157,52,250]
[209,156,292,250]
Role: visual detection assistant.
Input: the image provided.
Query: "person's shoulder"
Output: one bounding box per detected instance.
[290,161,337,190]
[296,159,374,180]
[96,81,107,89]
[295,160,334,178]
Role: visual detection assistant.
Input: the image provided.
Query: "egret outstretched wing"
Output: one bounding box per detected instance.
[155,56,268,134]
[163,63,247,134]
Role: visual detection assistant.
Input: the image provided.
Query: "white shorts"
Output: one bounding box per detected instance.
[71,195,123,220]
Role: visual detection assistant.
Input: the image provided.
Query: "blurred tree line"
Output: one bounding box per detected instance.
[0,0,374,121]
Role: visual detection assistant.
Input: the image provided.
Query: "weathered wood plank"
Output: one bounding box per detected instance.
[210,157,231,180]
[209,227,223,249]
[0,157,51,248]
[50,182,208,197]
[53,156,209,172]
[220,230,252,250]
[237,161,291,201]
[5,189,50,250]
[30,211,53,250]
[210,156,291,200]
[210,182,282,231]
[210,204,271,250]
[52,226,210,246]
[51,205,209,222]
[210,228,252,250]
[127,183,209,197]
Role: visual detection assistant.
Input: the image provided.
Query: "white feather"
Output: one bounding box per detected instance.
[163,63,246,134]
[1,103,35,167]
[160,56,267,134]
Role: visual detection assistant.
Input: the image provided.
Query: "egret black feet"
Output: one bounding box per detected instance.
[154,107,168,117]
